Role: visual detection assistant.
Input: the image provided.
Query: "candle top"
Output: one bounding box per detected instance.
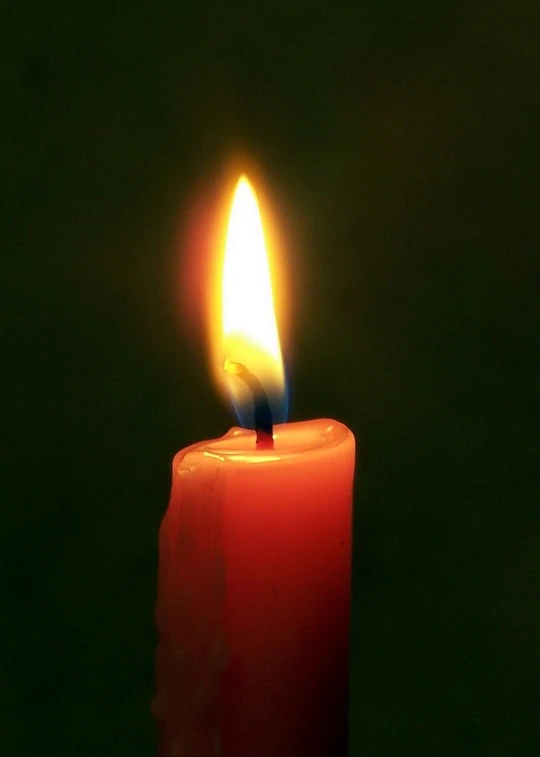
[175,419,353,471]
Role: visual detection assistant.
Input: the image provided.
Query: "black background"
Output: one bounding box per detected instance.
[2,2,539,755]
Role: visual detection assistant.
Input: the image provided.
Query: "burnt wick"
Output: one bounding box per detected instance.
[224,359,274,449]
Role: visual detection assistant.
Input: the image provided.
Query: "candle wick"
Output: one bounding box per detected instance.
[224,359,274,449]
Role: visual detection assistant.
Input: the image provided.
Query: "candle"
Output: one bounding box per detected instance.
[153,176,355,757]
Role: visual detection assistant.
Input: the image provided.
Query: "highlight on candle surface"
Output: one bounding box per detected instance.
[213,175,287,428]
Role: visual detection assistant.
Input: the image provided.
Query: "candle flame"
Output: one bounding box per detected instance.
[212,175,287,427]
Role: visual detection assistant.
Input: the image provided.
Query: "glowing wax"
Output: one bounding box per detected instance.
[154,418,355,757]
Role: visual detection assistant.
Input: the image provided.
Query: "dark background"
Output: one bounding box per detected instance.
[2,1,539,755]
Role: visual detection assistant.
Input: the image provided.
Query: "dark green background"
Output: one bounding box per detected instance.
[2,1,539,755]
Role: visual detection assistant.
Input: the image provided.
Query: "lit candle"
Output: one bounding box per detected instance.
[153,176,355,757]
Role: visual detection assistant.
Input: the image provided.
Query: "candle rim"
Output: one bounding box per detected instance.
[174,419,354,470]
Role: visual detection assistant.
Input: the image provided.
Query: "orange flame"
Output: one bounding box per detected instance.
[209,175,286,423]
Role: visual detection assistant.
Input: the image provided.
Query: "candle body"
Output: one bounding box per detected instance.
[154,419,355,757]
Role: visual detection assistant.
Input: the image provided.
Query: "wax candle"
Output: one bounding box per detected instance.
[153,176,355,757]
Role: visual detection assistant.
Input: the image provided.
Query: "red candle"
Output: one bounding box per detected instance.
[153,176,355,757]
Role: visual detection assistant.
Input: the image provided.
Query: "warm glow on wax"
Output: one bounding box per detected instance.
[218,176,286,427]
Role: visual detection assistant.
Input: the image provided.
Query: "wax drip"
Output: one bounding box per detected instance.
[224,359,274,449]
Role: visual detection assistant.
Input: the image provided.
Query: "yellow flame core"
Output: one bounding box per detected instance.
[219,176,285,416]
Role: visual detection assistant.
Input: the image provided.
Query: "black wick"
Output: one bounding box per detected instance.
[224,359,274,449]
